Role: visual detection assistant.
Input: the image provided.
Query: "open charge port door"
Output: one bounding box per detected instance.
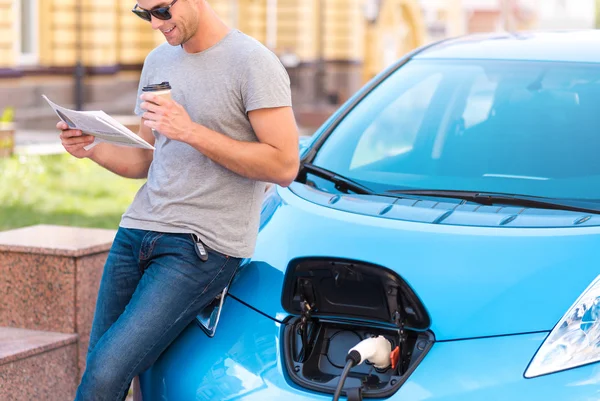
[281,258,434,398]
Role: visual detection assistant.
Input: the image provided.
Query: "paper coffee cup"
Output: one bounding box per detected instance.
[142,82,172,102]
[151,90,171,100]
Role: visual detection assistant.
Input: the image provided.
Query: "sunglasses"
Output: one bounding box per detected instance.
[132,0,179,21]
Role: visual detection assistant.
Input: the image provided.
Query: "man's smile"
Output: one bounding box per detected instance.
[162,26,176,35]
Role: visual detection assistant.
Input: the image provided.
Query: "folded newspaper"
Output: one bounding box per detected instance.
[43,95,154,150]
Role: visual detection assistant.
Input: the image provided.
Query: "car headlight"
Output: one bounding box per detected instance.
[525,275,600,378]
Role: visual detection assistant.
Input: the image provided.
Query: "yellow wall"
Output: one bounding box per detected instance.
[117,1,160,64]
[39,0,118,67]
[363,0,425,81]
[10,0,425,74]
[323,0,364,61]
[238,0,267,44]
[81,0,119,66]
[0,0,14,67]
[277,0,319,60]
[210,0,237,27]
[445,0,465,38]
[270,0,364,62]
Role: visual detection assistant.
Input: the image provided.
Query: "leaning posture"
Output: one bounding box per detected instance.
[57,0,299,399]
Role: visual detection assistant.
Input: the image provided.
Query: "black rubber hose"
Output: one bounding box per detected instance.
[333,350,361,401]
[333,359,354,401]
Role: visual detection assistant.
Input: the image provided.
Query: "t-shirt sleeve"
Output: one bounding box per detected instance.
[242,47,292,113]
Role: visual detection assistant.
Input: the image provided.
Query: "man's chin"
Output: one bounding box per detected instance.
[166,37,183,46]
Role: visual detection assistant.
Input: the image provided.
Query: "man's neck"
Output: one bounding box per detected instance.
[182,7,231,54]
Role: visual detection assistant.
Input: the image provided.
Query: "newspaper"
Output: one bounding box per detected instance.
[42,95,154,150]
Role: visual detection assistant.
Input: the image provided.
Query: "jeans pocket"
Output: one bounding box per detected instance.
[198,255,242,298]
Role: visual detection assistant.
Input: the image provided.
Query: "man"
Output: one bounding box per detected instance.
[58,0,299,399]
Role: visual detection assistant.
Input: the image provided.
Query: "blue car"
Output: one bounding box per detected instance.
[140,31,600,400]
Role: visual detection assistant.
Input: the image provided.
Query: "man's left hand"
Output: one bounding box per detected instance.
[140,93,194,142]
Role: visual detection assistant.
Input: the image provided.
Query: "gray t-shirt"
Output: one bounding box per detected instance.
[120,30,292,258]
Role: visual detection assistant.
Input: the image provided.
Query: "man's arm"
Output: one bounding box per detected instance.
[185,107,299,187]
[141,94,300,187]
[58,120,155,179]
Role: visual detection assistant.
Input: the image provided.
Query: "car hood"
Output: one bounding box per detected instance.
[229,183,600,341]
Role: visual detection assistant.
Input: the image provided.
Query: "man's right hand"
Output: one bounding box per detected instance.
[57,121,96,159]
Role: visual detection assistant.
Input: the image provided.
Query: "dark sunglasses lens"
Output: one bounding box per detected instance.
[132,9,151,21]
[150,8,172,20]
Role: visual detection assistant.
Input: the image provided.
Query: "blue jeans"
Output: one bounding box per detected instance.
[75,227,241,401]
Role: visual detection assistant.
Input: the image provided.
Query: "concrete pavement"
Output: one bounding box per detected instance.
[14,129,65,156]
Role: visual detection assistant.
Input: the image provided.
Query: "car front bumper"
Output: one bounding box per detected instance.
[140,297,600,401]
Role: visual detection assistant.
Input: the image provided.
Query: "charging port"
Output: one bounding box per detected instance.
[284,318,433,397]
[281,258,434,398]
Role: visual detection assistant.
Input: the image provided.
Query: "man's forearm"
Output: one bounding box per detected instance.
[89,143,154,179]
[185,123,298,186]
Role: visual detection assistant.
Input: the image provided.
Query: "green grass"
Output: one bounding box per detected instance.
[0,153,145,231]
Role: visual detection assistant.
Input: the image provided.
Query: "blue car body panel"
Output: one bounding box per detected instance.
[140,297,600,400]
[230,184,600,340]
[140,31,600,399]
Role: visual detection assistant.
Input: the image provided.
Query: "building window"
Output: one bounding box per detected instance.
[16,0,38,65]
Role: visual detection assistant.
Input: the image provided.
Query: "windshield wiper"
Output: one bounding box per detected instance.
[298,163,376,195]
[385,189,600,215]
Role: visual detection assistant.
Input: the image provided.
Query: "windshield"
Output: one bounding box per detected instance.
[312,59,600,200]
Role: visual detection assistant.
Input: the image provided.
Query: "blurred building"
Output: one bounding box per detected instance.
[463,0,538,32]
[418,0,465,43]
[420,0,579,41]
[0,0,426,129]
[535,0,596,29]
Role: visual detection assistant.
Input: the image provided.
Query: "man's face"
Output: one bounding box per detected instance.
[136,0,199,46]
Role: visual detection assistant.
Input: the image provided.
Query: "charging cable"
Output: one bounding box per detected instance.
[332,336,392,401]
[333,356,358,401]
